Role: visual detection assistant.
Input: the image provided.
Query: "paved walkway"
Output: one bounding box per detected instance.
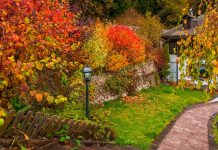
[157,102,218,150]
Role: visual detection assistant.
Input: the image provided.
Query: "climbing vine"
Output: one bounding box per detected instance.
[179,0,218,92]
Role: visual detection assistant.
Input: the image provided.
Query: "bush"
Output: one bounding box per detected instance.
[106,53,129,72]
[151,46,170,82]
[105,70,133,95]
[43,101,115,140]
[136,13,164,47]
[115,9,164,47]
[0,0,84,108]
[83,20,111,70]
[106,25,146,71]
[68,69,95,103]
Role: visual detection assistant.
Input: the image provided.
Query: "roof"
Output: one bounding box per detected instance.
[192,14,205,22]
[161,14,205,40]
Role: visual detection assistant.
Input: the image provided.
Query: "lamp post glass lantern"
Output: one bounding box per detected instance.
[82,66,92,118]
[83,66,92,82]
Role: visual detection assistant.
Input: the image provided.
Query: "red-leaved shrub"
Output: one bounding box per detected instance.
[106,25,145,71]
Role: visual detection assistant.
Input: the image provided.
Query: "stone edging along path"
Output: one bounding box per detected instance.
[150,101,218,150]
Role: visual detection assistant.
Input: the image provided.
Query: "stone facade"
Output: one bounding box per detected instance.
[92,61,159,103]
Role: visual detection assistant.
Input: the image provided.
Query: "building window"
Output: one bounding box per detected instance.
[199,66,209,80]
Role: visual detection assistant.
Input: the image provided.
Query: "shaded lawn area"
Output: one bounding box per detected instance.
[95,85,207,149]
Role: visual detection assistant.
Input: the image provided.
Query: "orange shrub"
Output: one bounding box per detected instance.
[106,25,145,71]
[106,53,129,72]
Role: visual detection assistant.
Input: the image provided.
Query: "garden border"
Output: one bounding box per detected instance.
[149,101,218,150]
[208,112,218,150]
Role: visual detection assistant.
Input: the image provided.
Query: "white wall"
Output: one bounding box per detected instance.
[168,54,178,82]
[168,54,208,86]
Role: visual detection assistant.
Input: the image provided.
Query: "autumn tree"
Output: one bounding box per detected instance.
[0,0,82,106]
[115,8,145,27]
[69,0,132,20]
[136,12,164,47]
[157,0,189,26]
[179,1,218,92]
[136,0,158,14]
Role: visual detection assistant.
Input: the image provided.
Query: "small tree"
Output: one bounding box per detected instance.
[83,20,112,70]
[157,0,189,26]
[137,12,164,47]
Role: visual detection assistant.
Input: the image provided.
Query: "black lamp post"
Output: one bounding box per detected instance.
[82,66,92,118]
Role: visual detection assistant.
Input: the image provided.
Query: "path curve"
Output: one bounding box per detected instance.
[157,102,218,150]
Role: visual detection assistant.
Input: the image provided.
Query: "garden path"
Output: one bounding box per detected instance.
[156,101,218,150]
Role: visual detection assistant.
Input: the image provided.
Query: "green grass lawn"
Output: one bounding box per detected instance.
[213,115,218,144]
[95,85,207,149]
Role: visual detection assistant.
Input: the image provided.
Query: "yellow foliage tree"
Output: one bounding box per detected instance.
[83,20,112,69]
[179,1,218,92]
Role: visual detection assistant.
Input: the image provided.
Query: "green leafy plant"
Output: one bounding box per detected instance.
[105,70,133,95]
[0,118,5,127]
[69,69,95,103]
[68,71,85,103]
[60,135,71,142]
[20,145,27,150]
[53,101,86,120]
[83,20,111,70]
[53,125,71,142]
[11,96,31,112]
[74,139,81,149]
[44,103,115,141]
[90,110,115,140]
[61,71,69,86]
[137,12,164,47]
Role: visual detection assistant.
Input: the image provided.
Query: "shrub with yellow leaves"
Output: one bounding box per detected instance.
[83,20,112,70]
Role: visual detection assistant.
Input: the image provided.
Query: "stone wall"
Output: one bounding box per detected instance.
[92,61,159,103]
